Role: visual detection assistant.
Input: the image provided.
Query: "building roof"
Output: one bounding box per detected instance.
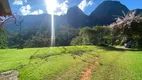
[0,0,12,16]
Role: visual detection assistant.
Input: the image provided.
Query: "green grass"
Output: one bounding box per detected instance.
[91,47,142,80]
[0,46,142,80]
[0,46,98,80]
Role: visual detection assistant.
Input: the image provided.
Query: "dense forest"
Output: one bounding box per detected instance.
[0,11,142,49]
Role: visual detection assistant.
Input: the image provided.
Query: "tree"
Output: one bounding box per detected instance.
[56,26,79,46]
[0,27,8,49]
[93,26,111,45]
[0,12,24,48]
[110,11,142,47]
[23,25,50,47]
[71,26,111,46]
[70,36,83,46]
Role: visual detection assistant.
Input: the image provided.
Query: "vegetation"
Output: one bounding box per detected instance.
[0,27,8,49]
[55,26,79,46]
[1,1,142,80]
[110,11,142,48]
[71,26,111,46]
[7,25,79,48]
[1,11,142,48]
[0,46,97,80]
[0,46,142,80]
[91,47,142,80]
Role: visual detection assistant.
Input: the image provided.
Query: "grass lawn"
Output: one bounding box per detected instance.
[0,46,142,80]
[91,47,142,80]
[0,46,98,80]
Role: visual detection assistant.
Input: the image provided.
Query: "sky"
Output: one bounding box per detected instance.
[8,0,142,16]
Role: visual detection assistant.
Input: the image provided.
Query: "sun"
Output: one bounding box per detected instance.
[45,0,57,14]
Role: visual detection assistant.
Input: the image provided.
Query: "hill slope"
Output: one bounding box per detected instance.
[67,6,88,27]
[89,1,129,26]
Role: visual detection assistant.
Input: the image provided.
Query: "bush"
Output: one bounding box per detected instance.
[70,26,112,46]
[70,36,83,46]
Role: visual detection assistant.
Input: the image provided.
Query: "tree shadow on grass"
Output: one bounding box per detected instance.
[98,46,142,52]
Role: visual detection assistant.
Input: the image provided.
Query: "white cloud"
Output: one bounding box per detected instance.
[20,0,68,16]
[13,0,28,5]
[30,10,44,15]
[13,0,23,5]
[55,0,68,15]
[20,5,44,15]
[45,0,69,15]
[56,12,63,16]
[20,5,31,15]
[78,0,94,11]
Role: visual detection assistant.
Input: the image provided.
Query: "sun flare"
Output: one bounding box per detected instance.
[45,0,57,14]
[45,0,57,46]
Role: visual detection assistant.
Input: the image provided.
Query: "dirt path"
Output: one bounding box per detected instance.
[80,57,99,80]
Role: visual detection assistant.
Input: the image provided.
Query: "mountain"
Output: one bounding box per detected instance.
[129,9,142,16]
[3,14,67,32]
[89,1,129,26]
[67,6,88,27]
[3,1,142,32]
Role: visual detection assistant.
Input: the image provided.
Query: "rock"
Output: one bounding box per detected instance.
[0,70,19,80]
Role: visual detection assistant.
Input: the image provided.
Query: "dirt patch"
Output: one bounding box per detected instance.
[80,57,99,80]
[0,70,18,80]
